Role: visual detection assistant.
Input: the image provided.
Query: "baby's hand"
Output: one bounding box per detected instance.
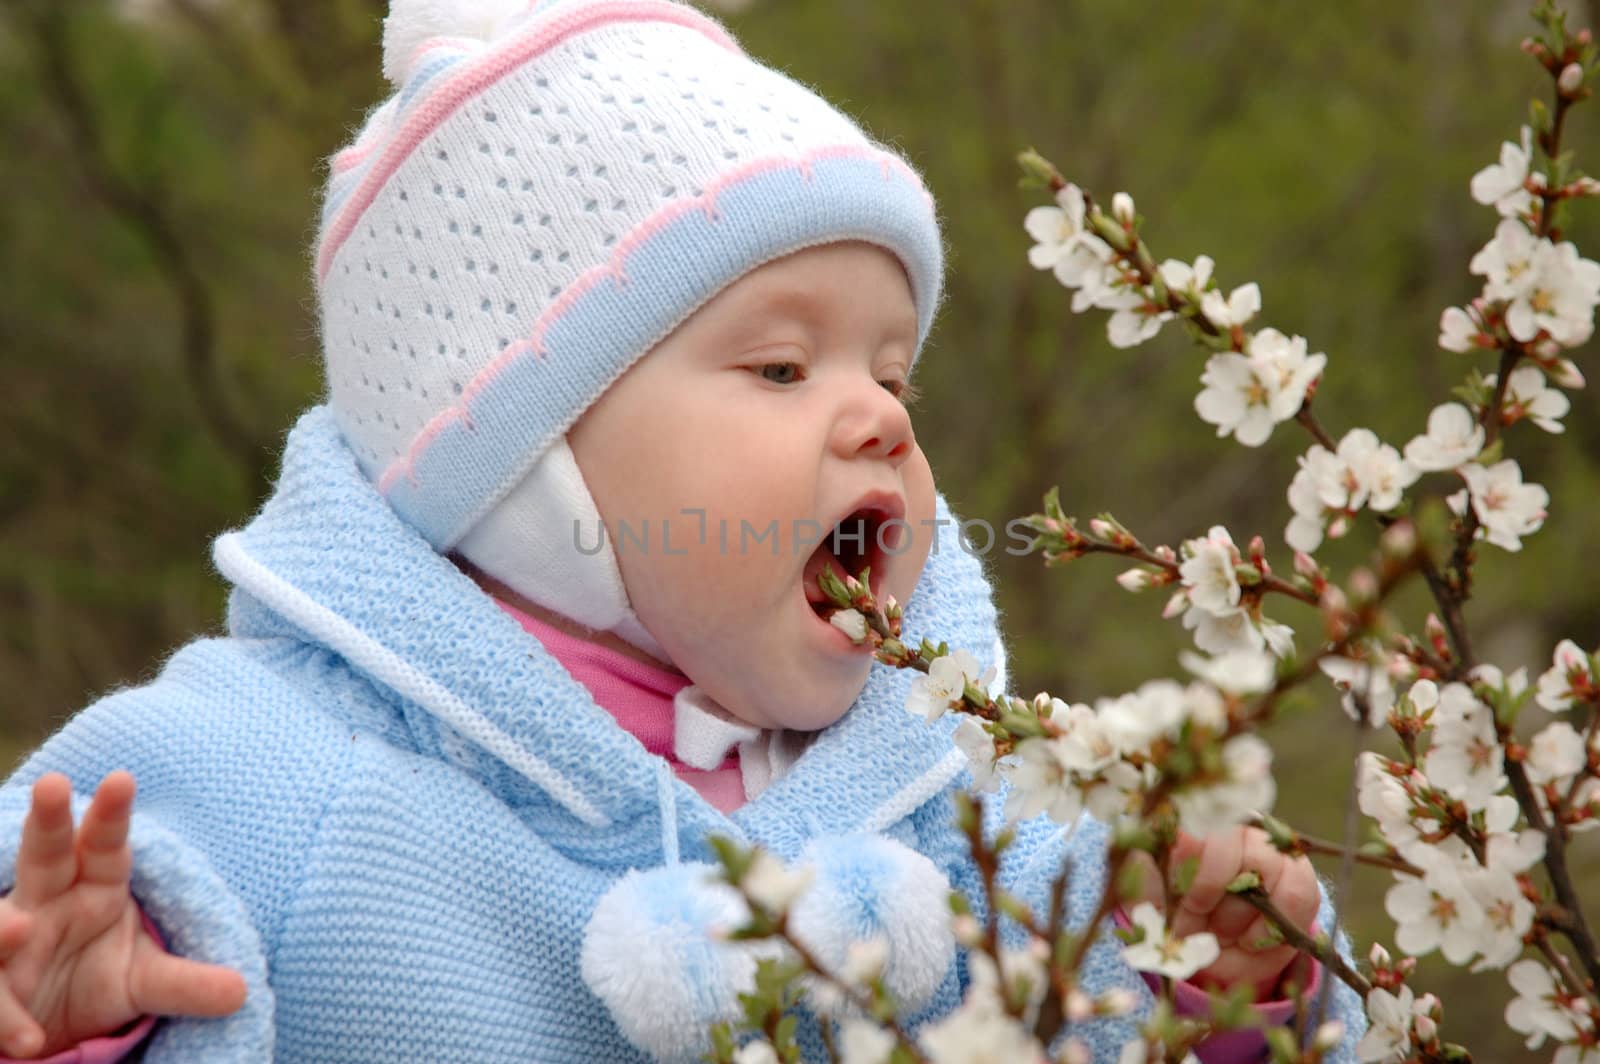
[1136,826,1319,1000]
[0,772,246,1058]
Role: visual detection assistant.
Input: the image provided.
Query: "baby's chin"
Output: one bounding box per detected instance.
[719,671,870,733]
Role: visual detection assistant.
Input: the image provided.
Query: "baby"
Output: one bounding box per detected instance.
[0,0,1362,1060]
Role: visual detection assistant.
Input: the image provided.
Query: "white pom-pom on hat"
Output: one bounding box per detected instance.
[788,834,956,1015]
[382,0,531,87]
[580,862,780,1062]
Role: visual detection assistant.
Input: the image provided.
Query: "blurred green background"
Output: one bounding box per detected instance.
[2,0,1597,1056]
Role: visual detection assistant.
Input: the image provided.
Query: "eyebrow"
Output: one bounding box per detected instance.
[731,285,918,345]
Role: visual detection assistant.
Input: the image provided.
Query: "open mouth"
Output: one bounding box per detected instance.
[801,499,902,620]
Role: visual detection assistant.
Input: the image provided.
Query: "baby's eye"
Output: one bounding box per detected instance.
[882,378,921,407]
[753,362,804,385]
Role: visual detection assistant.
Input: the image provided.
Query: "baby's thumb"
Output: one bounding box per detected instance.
[129,951,247,1018]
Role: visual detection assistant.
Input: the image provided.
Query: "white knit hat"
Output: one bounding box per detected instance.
[316,0,944,557]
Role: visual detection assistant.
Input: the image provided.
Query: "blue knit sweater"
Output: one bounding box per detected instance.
[0,406,1364,1061]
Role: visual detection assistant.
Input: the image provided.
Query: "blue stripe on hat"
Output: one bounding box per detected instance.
[383,150,942,550]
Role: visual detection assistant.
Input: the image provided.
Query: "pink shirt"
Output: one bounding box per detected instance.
[494,600,749,812]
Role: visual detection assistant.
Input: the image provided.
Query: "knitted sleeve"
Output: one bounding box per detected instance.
[0,637,360,1061]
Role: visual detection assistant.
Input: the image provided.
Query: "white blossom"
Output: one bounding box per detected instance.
[1423,683,1505,811]
[1158,255,1214,297]
[1470,126,1538,218]
[1357,753,1427,864]
[1173,733,1276,834]
[1193,329,1326,446]
[1455,459,1549,552]
[838,1020,896,1064]
[1285,430,1414,552]
[1339,429,1420,512]
[1106,288,1174,349]
[1285,444,1351,553]
[1025,185,1106,286]
[1118,1042,1200,1064]
[1121,902,1220,981]
[1179,649,1276,695]
[1357,984,1415,1063]
[1527,721,1587,788]
[742,851,815,913]
[1178,526,1242,614]
[1536,639,1596,712]
[1404,403,1486,472]
[1438,305,1483,352]
[1505,959,1582,1048]
[1385,871,1484,966]
[1462,863,1537,971]
[906,650,989,721]
[918,986,1046,1064]
[1182,603,1275,658]
[1490,364,1572,433]
[733,1041,780,1064]
[1322,648,1397,727]
[1472,218,1542,302]
[1471,220,1600,346]
[1200,282,1261,329]
[829,608,869,643]
[1098,681,1188,757]
[1004,733,1085,825]
[953,717,1001,793]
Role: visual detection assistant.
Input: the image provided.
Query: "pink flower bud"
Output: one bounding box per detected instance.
[1380,520,1417,558]
[1350,568,1379,602]
[1116,568,1152,592]
[1153,544,1177,564]
[1058,1041,1091,1064]
[1414,1014,1438,1044]
[952,913,983,948]
[1098,988,1136,1016]
[1550,357,1587,388]
[1162,589,1190,619]
[1112,191,1136,226]
[1089,517,1115,539]
[1294,551,1320,579]
[1065,989,1094,1022]
[1425,613,1447,642]
[1560,62,1585,95]
[1327,513,1351,541]
[1369,942,1392,969]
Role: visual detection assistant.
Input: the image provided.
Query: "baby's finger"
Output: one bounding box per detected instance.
[0,985,46,1060]
[1273,855,1321,933]
[11,775,78,907]
[129,949,248,1020]
[1124,851,1167,913]
[1240,829,1286,897]
[1177,827,1245,919]
[0,905,34,963]
[75,772,136,887]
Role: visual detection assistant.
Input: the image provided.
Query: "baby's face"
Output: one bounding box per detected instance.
[568,242,938,731]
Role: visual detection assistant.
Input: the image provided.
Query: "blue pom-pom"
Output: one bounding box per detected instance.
[580,862,775,1062]
[789,834,955,1013]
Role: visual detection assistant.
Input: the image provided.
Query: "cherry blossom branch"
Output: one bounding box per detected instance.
[1233,888,1371,999]
[1505,755,1600,989]
[1252,815,1425,877]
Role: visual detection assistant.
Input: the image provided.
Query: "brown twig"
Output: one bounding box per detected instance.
[1236,889,1372,999]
